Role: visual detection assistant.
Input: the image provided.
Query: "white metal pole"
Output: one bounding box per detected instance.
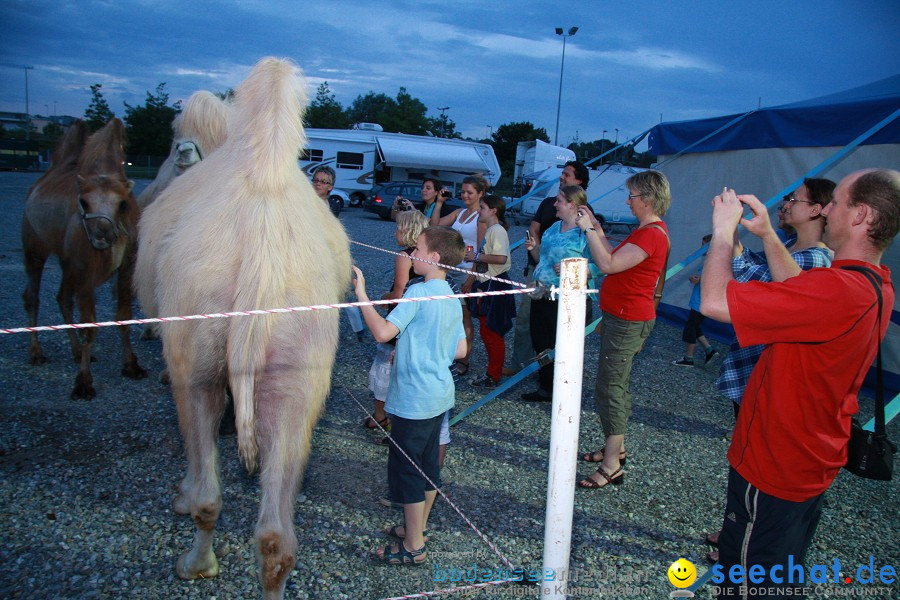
[540,257,587,599]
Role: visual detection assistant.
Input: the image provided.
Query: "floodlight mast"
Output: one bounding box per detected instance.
[554,27,578,146]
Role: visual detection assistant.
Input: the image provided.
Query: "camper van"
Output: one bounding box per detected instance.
[299,126,501,207]
[512,140,575,196]
[516,163,647,230]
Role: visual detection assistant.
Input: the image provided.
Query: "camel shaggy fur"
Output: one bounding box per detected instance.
[135,57,350,598]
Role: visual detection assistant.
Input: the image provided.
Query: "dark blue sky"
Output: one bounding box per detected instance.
[1,0,898,147]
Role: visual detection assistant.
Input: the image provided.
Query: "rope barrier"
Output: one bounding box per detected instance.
[0,289,536,335]
[350,239,527,289]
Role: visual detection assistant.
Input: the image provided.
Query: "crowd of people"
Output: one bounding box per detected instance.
[336,163,898,594]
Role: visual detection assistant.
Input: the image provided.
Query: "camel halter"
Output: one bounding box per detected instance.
[78,198,118,249]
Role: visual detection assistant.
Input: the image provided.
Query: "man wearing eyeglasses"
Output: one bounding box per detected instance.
[312,166,341,217]
[701,170,899,598]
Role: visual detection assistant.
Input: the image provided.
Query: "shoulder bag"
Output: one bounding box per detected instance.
[840,265,896,481]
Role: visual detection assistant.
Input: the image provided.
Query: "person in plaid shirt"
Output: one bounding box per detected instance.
[706,177,834,562]
[715,178,835,416]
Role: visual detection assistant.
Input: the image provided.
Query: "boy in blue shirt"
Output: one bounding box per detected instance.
[352,226,467,566]
[673,234,719,367]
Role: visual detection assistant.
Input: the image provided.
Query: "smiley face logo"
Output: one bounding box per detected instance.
[667,558,697,588]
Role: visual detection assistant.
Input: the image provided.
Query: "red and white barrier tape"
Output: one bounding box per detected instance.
[351,239,528,289]
[0,288,536,335]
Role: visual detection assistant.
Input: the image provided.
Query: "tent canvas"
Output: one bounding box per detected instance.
[648,74,900,392]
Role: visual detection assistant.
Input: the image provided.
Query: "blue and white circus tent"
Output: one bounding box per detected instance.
[648,74,900,391]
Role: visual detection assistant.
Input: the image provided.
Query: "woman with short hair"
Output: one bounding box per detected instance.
[577,170,671,489]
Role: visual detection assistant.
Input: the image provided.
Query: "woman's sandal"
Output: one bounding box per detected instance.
[384,524,430,543]
[374,541,426,565]
[577,467,624,489]
[580,449,627,465]
[454,360,469,376]
[705,530,720,546]
[363,416,391,431]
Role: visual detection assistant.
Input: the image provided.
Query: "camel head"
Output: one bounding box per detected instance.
[76,174,136,250]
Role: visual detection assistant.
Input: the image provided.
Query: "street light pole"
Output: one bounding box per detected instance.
[554,26,578,146]
[437,106,450,138]
[601,129,607,160]
[613,128,619,162]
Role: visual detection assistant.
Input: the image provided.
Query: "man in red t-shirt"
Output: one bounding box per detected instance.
[701,169,899,598]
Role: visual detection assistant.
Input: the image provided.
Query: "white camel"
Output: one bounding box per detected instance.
[135,57,350,599]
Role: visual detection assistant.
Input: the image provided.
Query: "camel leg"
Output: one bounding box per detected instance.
[56,270,84,364]
[22,245,49,365]
[172,378,226,580]
[70,289,97,400]
[115,265,147,380]
[253,361,322,599]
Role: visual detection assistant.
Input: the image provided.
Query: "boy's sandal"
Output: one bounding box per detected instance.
[577,467,624,489]
[384,525,430,542]
[705,530,720,546]
[454,360,469,376]
[374,542,426,565]
[580,449,627,465]
[363,416,391,430]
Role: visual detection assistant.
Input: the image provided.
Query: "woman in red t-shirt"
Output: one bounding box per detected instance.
[576,170,671,489]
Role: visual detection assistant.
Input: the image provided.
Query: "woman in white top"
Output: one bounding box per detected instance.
[431,174,488,374]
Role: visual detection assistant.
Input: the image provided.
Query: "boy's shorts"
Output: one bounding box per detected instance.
[681,309,706,344]
[439,411,451,446]
[388,413,444,504]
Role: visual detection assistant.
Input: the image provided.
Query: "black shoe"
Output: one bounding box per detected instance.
[471,374,499,389]
[521,390,551,402]
[704,349,720,366]
[672,358,695,367]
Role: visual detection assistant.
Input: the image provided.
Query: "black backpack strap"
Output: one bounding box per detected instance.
[839,265,885,436]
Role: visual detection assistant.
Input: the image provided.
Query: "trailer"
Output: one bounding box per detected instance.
[516,163,647,231]
[512,140,575,196]
[299,126,501,207]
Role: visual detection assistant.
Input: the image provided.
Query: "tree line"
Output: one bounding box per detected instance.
[2,81,655,178]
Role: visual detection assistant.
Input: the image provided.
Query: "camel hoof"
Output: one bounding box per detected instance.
[122,363,148,380]
[71,381,96,400]
[140,326,159,341]
[159,369,171,385]
[28,354,48,366]
[176,548,219,580]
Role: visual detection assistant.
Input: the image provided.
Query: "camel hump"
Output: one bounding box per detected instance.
[228,57,308,185]
[50,120,90,170]
[78,118,128,178]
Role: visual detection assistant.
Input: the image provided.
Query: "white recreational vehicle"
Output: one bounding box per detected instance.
[512,140,575,196]
[514,163,648,230]
[299,125,501,207]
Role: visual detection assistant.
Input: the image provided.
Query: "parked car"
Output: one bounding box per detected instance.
[364,182,464,220]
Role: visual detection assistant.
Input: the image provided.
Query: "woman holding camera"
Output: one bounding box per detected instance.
[522,185,599,402]
[390,178,448,221]
[577,170,671,489]
[430,174,488,375]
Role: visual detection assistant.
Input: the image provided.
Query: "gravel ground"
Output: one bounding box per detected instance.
[0,171,897,599]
